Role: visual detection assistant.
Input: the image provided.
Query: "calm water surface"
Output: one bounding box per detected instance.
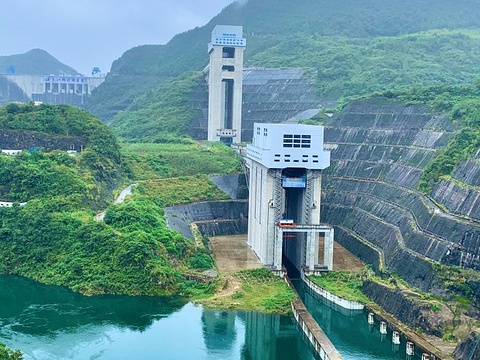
[0,276,315,360]
[0,275,426,360]
[295,280,422,360]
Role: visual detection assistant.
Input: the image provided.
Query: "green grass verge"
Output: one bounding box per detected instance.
[310,271,373,305]
[121,142,242,181]
[200,268,296,314]
[134,175,230,207]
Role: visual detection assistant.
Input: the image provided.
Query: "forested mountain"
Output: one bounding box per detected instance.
[86,0,480,124]
[0,49,80,76]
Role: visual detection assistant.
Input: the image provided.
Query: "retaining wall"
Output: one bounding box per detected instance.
[0,130,85,152]
[165,200,248,239]
[302,274,364,310]
[285,277,343,360]
[320,97,480,291]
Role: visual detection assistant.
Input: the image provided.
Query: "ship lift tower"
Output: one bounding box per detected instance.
[207,25,246,145]
[245,123,334,275]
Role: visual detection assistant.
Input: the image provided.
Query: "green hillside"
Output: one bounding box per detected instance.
[0,104,243,297]
[0,49,80,76]
[0,103,122,206]
[86,0,480,125]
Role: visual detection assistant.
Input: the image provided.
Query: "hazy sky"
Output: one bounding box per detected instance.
[0,0,236,75]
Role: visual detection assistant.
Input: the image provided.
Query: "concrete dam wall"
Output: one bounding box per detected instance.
[165,200,248,240]
[322,98,480,292]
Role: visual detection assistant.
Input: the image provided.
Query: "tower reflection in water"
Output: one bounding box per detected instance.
[201,309,315,360]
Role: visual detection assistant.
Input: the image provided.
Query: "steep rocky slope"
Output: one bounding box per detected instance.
[321,98,480,292]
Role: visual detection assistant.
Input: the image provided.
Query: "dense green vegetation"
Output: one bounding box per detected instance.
[0,194,214,296]
[382,81,480,192]
[252,30,480,100]
[110,72,204,141]
[0,103,124,207]
[0,343,21,360]
[0,104,243,298]
[0,49,79,76]
[121,142,242,180]
[87,0,480,133]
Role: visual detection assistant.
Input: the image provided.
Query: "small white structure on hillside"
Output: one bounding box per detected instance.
[0,202,27,207]
[1,150,22,156]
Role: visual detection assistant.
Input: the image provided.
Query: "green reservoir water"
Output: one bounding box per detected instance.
[295,280,422,360]
[0,276,425,359]
[0,276,315,360]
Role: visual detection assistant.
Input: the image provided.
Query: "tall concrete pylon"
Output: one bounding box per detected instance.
[245,123,334,274]
[207,25,246,144]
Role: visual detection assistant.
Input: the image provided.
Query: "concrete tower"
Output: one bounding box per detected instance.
[246,123,334,274]
[207,25,246,144]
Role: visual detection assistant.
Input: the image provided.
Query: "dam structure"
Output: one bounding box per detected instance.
[246,123,334,275]
[1,74,105,106]
[207,25,246,144]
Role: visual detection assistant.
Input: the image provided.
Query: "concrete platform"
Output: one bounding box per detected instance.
[318,238,365,272]
[209,234,263,272]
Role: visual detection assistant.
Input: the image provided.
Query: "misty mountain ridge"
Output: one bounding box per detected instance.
[0,49,80,76]
[85,0,480,123]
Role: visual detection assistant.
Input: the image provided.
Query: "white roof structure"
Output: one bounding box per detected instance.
[246,123,330,169]
[209,25,246,51]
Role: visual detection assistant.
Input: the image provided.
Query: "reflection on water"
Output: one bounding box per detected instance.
[241,312,315,360]
[0,276,316,360]
[295,280,422,360]
[0,275,427,360]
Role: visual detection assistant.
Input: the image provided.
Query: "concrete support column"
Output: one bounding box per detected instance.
[324,229,334,270]
[266,200,275,265]
[305,230,316,271]
[274,227,283,270]
[313,232,320,267]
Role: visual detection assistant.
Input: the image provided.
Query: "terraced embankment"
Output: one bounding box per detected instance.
[322,98,480,293]
[188,68,334,141]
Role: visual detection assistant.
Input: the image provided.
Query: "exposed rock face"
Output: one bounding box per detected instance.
[165,200,248,240]
[321,98,480,291]
[0,130,85,152]
[363,281,451,337]
[454,332,480,360]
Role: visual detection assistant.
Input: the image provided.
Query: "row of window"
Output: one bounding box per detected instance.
[213,39,245,45]
[273,154,320,163]
[256,127,269,136]
[283,134,311,148]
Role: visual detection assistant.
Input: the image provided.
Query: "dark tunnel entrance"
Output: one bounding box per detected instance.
[280,168,307,278]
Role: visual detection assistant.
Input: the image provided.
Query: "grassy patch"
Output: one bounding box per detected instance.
[310,271,373,304]
[121,142,242,180]
[200,268,296,314]
[134,175,230,207]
